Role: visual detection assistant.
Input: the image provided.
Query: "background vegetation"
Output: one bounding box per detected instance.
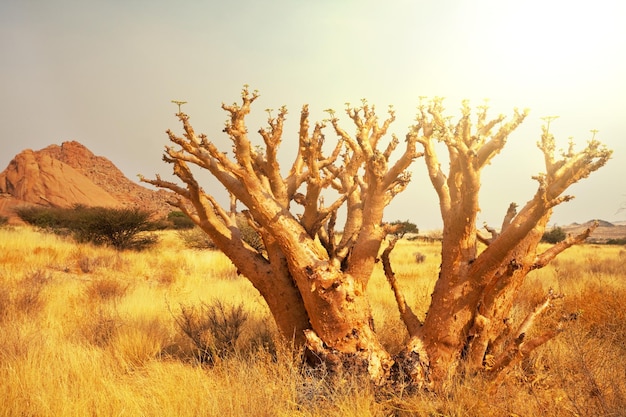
[541,226,567,244]
[15,206,158,250]
[1,225,625,416]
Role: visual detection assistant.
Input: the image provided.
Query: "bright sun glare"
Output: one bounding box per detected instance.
[464,0,624,89]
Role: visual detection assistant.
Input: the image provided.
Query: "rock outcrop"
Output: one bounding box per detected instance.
[0,148,121,208]
[0,141,173,224]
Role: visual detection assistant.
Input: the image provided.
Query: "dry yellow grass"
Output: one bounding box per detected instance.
[0,226,625,416]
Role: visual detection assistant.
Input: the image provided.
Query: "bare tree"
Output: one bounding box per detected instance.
[412,100,611,386]
[141,87,611,389]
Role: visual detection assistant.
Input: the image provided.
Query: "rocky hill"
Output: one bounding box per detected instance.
[0,141,173,224]
[561,220,626,243]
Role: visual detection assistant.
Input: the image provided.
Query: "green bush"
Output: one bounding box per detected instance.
[72,207,156,249]
[15,206,70,229]
[605,237,626,245]
[167,211,195,230]
[542,226,567,244]
[16,205,157,250]
[390,219,419,237]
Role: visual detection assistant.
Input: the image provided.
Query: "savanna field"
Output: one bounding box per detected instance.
[1,226,625,416]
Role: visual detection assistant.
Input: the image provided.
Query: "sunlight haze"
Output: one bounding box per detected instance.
[1,0,625,229]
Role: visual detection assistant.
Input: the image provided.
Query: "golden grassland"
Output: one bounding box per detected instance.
[1,226,625,416]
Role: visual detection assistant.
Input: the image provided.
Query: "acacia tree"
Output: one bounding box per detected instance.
[141,87,611,389]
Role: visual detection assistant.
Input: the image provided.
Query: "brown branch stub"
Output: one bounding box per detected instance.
[501,202,518,232]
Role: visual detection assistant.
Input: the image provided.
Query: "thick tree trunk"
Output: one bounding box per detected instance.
[419,221,482,383]
[262,211,393,381]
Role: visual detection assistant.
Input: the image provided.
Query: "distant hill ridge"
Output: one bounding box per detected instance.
[569,219,615,228]
[0,141,173,224]
[561,220,626,242]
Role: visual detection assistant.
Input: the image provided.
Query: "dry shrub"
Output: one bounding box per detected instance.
[77,255,94,273]
[85,277,129,302]
[15,270,50,316]
[156,272,177,287]
[154,262,180,287]
[82,307,121,347]
[523,255,626,416]
[295,366,386,416]
[0,320,44,362]
[173,300,249,363]
[551,261,584,283]
[177,227,216,250]
[373,312,409,355]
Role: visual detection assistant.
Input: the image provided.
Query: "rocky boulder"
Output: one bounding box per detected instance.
[0,141,173,224]
[0,148,121,208]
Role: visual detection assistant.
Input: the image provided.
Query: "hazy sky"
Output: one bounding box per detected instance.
[1,0,625,229]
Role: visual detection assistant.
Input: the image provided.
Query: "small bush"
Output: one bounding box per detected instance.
[606,237,626,245]
[167,211,195,230]
[0,271,51,320]
[0,215,8,227]
[173,300,249,363]
[71,206,157,250]
[83,307,121,347]
[85,278,129,302]
[390,219,419,236]
[177,227,216,250]
[542,226,566,244]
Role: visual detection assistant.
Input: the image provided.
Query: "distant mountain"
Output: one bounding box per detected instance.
[562,219,626,243]
[584,219,614,227]
[0,141,173,224]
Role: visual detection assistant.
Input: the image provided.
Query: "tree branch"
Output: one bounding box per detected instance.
[487,289,563,376]
[381,236,422,337]
[476,108,529,168]
[500,202,518,233]
[533,222,597,270]
[257,105,288,204]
